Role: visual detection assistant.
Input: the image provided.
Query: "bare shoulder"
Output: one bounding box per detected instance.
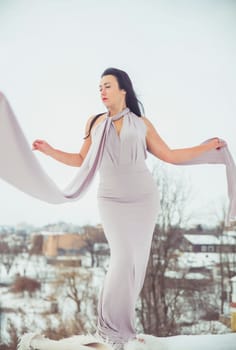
[140,116,155,132]
[85,113,107,134]
[93,113,107,128]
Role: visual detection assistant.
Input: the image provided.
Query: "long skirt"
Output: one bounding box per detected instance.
[96,162,160,346]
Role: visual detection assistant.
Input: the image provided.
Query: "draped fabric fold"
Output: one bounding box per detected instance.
[0,92,110,203]
[177,139,236,225]
[0,92,235,225]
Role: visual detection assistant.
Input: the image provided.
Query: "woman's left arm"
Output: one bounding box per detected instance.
[143,117,226,164]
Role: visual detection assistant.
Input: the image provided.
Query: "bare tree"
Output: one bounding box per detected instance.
[0,242,19,276]
[81,225,107,267]
[54,268,98,334]
[214,200,235,315]
[30,234,44,255]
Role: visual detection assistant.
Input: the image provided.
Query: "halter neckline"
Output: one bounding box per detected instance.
[107,108,130,121]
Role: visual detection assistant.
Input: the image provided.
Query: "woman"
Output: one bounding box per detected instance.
[31,68,226,349]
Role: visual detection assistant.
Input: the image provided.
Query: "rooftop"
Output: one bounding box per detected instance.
[184,234,236,245]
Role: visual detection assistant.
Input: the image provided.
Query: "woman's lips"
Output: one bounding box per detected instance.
[102,97,108,101]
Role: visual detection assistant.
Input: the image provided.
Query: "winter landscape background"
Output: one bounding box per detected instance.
[0,166,236,349]
[0,0,236,349]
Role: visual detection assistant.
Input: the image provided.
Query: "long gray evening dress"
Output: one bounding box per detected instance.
[0,93,236,349]
[95,109,160,346]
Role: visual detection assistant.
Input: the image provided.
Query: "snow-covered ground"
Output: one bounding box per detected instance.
[17,331,236,350]
[0,252,234,348]
[0,253,106,344]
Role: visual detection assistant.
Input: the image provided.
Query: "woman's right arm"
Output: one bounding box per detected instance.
[32,116,94,167]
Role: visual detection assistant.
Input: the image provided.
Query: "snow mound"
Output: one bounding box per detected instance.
[17,332,236,350]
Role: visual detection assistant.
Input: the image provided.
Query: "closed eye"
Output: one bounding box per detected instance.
[99,85,111,91]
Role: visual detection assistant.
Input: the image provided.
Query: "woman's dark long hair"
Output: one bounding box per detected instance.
[84,68,144,139]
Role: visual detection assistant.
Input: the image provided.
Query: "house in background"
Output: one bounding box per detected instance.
[42,232,87,257]
[40,231,109,268]
[41,232,88,267]
[181,234,236,254]
[180,233,236,277]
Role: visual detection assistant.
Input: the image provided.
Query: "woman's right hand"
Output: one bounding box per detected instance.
[32,139,54,156]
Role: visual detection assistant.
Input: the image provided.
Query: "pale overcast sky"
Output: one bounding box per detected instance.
[0,0,235,227]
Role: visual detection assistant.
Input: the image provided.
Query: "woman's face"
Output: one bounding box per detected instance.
[99,74,126,109]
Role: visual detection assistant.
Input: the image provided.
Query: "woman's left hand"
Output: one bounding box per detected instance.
[210,137,227,150]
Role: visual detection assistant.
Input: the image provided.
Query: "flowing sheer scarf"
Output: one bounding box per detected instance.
[0,93,235,225]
